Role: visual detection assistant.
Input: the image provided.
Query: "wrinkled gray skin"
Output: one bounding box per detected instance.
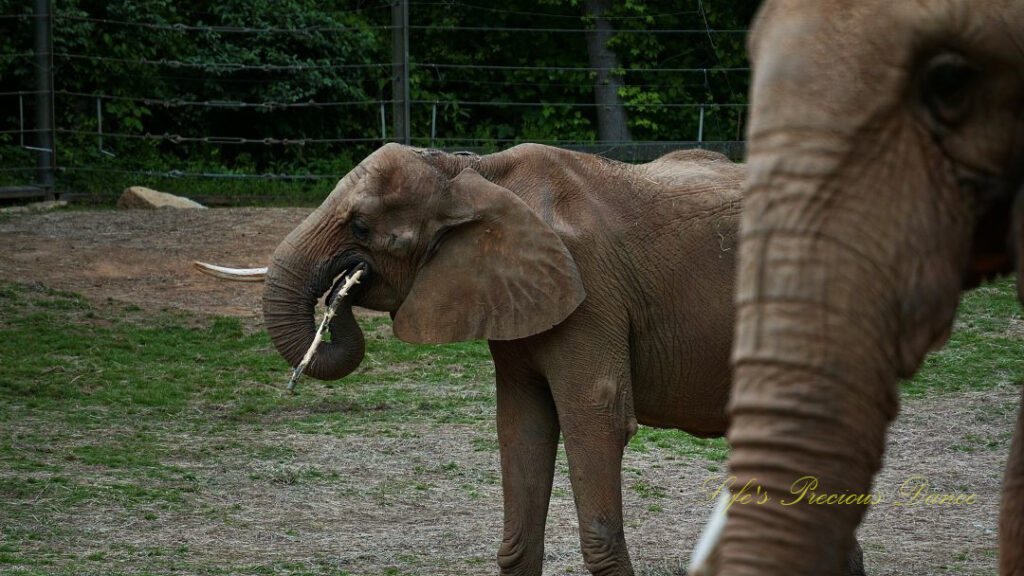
[264,143,754,576]
[702,1,1024,575]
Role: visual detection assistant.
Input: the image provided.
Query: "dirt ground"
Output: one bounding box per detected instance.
[0,206,306,318]
[0,206,1018,575]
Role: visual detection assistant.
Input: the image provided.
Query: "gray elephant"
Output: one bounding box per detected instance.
[689,1,1024,575]
[206,143,744,575]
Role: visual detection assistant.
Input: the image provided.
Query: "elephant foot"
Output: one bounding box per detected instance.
[496,530,544,576]
[845,539,866,576]
[579,521,635,576]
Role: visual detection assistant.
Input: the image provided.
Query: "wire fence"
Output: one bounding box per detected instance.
[0,1,750,204]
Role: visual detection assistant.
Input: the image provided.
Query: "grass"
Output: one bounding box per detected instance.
[628,427,728,462]
[0,276,1020,575]
[0,282,499,575]
[0,283,495,427]
[903,277,1023,396]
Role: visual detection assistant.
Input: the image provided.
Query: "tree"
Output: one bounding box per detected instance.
[0,0,761,199]
[582,0,631,142]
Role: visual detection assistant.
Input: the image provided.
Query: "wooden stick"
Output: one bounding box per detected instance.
[286,268,365,393]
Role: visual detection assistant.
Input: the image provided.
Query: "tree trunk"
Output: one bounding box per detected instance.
[582,0,632,143]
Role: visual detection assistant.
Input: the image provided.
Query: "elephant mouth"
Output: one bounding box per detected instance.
[313,252,373,306]
[324,261,369,306]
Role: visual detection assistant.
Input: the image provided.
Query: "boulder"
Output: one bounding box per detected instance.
[117,186,206,210]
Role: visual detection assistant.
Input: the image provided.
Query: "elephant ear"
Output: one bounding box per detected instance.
[393,168,586,344]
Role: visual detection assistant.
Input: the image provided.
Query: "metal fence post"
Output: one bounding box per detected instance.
[697,105,705,148]
[430,101,437,147]
[34,0,55,199]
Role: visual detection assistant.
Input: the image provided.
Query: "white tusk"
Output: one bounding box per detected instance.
[688,490,730,576]
[193,261,267,282]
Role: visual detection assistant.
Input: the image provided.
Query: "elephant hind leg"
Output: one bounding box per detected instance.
[1000,387,1024,576]
[554,376,637,575]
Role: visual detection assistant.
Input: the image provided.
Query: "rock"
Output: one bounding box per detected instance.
[117,186,206,210]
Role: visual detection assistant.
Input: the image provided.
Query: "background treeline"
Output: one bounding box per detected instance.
[0,0,757,204]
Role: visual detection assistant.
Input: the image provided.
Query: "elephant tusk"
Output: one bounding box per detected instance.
[193,261,267,282]
[688,490,730,576]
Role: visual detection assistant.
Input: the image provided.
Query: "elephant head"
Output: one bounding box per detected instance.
[692,1,1024,574]
[259,143,586,381]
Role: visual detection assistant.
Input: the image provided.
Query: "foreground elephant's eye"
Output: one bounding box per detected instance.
[351,218,370,241]
[919,52,977,128]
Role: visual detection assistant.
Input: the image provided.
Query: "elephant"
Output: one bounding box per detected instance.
[220,142,751,576]
[688,1,1024,575]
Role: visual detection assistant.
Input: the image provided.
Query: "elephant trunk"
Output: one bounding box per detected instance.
[716,173,902,574]
[262,239,366,381]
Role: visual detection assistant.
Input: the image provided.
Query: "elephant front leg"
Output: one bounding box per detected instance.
[494,360,560,576]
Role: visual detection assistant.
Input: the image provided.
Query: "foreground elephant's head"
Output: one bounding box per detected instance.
[694,1,1023,574]
[262,143,585,380]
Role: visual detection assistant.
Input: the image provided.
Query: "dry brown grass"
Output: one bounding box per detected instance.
[7,387,1014,575]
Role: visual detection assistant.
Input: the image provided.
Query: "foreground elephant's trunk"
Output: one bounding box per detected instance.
[715,188,899,573]
[262,235,367,381]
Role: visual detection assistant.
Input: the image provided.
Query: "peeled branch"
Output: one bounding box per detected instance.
[193,261,267,282]
[286,267,365,393]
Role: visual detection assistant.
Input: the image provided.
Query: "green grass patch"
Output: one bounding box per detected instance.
[0,283,495,429]
[628,427,729,462]
[903,277,1022,396]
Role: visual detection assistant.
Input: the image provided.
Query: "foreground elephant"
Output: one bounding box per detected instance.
[255,143,747,575]
[691,1,1024,575]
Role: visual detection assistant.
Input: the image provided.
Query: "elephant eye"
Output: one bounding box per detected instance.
[351,218,370,241]
[919,52,977,128]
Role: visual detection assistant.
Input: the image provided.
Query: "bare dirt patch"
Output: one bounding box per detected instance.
[0,207,1019,575]
[0,207,308,318]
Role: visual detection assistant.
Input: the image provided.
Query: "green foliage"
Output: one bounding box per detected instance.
[1,0,390,200]
[409,1,755,145]
[0,1,756,203]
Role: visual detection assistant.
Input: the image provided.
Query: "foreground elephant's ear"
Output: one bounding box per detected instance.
[393,168,586,344]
